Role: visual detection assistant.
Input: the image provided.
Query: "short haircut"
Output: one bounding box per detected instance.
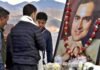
[23,4,37,16]
[0,7,10,18]
[80,0,100,23]
[36,12,48,21]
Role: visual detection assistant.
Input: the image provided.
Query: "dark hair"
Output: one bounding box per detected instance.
[80,0,100,46]
[80,0,100,23]
[0,7,10,18]
[23,4,37,16]
[36,12,48,21]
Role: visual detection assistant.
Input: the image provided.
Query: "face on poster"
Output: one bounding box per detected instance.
[54,0,100,65]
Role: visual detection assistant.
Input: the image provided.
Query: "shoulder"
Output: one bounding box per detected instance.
[89,39,100,47]
[44,29,51,35]
[16,21,39,29]
[86,39,100,50]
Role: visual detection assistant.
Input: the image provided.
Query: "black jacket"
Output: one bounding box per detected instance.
[41,28,53,62]
[6,21,46,66]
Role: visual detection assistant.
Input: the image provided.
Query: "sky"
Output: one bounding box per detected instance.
[0,0,66,5]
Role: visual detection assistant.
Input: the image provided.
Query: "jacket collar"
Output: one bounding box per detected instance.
[20,15,37,26]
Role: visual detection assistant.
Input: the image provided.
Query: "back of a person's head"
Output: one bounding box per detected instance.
[23,4,37,16]
[0,7,10,18]
[36,12,48,21]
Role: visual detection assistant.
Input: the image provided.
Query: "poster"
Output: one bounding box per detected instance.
[54,0,100,65]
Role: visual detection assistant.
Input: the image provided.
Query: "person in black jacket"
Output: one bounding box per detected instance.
[36,12,53,63]
[6,4,46,70]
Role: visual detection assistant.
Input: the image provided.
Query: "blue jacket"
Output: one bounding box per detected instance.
[41,28,53,62]
[6,21,46,66]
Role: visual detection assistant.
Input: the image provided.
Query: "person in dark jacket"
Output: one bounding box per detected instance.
[36,12,53,63]
[0,6,9,70]
[6,4,46,70]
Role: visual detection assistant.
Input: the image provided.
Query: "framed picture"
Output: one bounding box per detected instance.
[54,0,100,65]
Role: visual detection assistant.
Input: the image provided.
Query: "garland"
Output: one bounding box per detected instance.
[63,0,71,48]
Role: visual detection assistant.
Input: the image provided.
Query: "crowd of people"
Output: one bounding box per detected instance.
[0,4,53,70]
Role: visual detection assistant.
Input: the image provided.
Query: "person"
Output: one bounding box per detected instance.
[36,12,53,63]
[0,7,10,70]
[6,4,46,70]
[55,0,100,65]
[71,0,94,42]
[63,0,96,60]
[70,0,100,64]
